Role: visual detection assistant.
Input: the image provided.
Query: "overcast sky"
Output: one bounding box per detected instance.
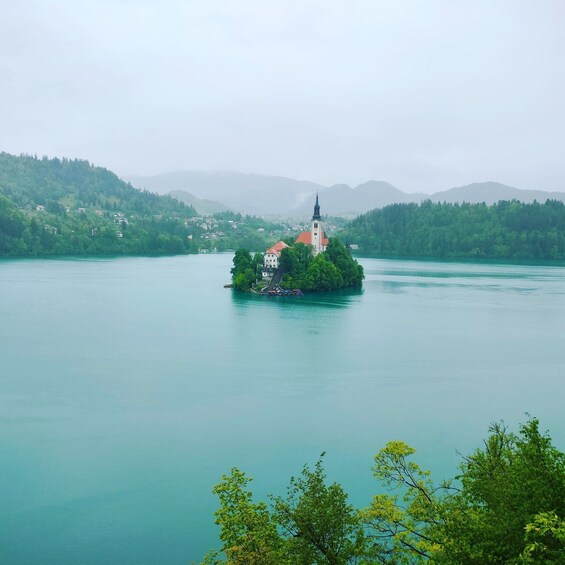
[1,1,564,192]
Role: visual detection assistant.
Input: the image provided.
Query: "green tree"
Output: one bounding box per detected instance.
[442,419,565,563]
[360,441,446,563]
[204,420,565,564]
[362,418,565,564]
[325,237,363,286]
[204,468,286,565]
[278,240,362,291]
[279,243,313,289]
[272,455,365,565]
[230,249,258,291]
[520,511,565,563]
[304,254,343,291]
[252,252,264,278]
[231,249,252,276]
[205,457,364,565]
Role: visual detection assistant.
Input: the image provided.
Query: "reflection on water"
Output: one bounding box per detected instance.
[375,280,543,295]
[231,287,363,310]
[363,258,565,298]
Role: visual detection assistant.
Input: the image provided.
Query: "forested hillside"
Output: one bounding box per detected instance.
[0,152,201,256]
[342,200,565,260]
[0,153,284,257]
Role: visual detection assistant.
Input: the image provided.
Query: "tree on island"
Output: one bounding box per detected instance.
[202,418,565,564]
[280,238,363,291]
[230,237,363,293]
[230,249,264,291]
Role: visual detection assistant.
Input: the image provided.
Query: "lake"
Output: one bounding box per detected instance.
[1,254,564,563]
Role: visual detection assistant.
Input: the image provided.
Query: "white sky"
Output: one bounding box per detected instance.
[1,0,564,192]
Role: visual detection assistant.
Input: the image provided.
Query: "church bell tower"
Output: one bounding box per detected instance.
[311,194,323,255]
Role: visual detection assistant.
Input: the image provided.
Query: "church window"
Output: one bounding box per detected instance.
[314,222,318,228]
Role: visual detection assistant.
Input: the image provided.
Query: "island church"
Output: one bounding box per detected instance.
[263,195,328,276]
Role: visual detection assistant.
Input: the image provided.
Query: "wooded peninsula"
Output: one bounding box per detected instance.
[342,200,565,260]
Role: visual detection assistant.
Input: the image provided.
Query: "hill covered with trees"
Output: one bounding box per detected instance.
[203,418,565,564]
[341,200,565,261]
[0,153,285,257]
[0,152,200,256]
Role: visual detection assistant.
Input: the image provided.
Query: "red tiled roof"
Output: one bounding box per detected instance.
[295,231,311,245]
[295,231,329,246]
[265,240,289,257]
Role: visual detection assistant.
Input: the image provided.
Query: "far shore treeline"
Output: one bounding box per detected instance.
[342,199,565,260]
[3,152,565,263]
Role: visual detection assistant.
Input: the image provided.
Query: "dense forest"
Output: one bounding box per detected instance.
[278,238,364,291]
[230,238,364,292]
[341,200,565,260]
[203,418,565,564]
[0,153,284,257]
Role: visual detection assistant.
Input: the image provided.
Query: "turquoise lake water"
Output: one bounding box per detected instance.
[1,254,565,563]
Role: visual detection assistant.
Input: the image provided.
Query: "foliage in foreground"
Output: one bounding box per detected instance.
[203,455,364,565]
[203,419,565,564]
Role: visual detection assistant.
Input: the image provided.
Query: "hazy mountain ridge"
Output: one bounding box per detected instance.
[126,172,565,218]
[126,171,324,216]
[428,181,565,206]
[292,180,414,218]
[168,190,231,216]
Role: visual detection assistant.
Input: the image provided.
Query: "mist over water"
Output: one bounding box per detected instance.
[1,254,564,563]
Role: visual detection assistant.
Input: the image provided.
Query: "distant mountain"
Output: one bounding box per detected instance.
[292,180,414,218]
[125,170,565,219]
[126,171,324,216]
[356,180,413,200]
[168,190,231,216]
[303,181,565,218]
[126,171,418,218]
[428,182,565,206]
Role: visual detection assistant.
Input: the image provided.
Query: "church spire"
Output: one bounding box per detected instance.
[312,193,321,220]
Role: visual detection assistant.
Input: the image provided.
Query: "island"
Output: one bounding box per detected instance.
[230,195,364,293]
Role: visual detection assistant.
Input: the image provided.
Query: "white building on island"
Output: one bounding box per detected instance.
[263,240,289,271]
